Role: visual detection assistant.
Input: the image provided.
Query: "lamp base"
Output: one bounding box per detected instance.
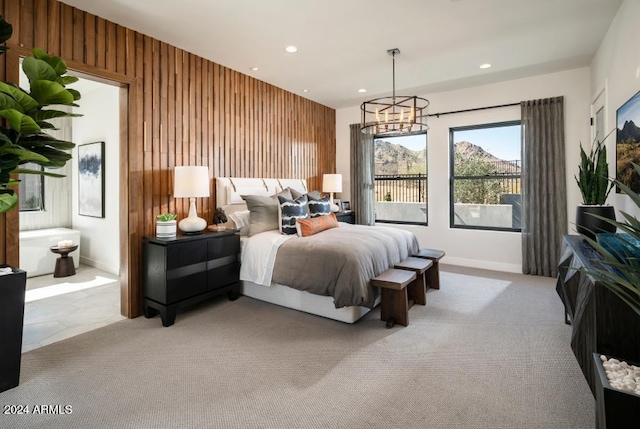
[178,216,207,234]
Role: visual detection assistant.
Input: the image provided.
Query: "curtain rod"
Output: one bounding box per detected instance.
[427,102,520,118]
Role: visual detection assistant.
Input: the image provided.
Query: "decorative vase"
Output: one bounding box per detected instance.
[593,353,640,429]
[156,220,177,238]
[576,205,616,240]
[0,266,27,393]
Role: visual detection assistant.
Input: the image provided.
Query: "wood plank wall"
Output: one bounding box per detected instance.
[0,0,336,317]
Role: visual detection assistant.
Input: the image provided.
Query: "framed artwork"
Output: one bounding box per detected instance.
[78,141,105,217]
[342,201,351,212]
[333,198,342,212]
[616,90,640,193]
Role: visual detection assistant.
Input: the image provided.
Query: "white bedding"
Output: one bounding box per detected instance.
[240,230,294,286]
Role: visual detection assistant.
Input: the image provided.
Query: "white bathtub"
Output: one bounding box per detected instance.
[19,228,81,278]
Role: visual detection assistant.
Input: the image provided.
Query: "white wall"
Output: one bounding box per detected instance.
[591,0,640,219]
[336,68,591,272]
[72,84,120,275]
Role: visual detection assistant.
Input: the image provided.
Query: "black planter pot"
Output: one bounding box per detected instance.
[0,266,27,393]
[576,205,616,240]
[593,353,640,429]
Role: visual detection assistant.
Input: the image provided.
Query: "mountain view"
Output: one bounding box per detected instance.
[616,119,640,193]
[618,120,640,144]
[374,140,426,175]
[374,139,520,175]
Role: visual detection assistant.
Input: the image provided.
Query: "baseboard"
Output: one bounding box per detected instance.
[442,256,521,274]
[79,256,119,276]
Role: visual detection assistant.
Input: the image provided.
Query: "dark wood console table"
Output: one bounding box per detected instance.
[556,235,640,394]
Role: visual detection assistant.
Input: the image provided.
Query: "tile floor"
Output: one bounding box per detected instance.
[22,264,125,352]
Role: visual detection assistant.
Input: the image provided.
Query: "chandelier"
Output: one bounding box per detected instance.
[360,48,429,136]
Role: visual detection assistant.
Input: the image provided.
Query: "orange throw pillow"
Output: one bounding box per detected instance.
[296,212,339,237]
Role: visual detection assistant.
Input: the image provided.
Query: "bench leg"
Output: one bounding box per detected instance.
[380,288,409,328]
[426,262,440,290]
[407,273,427,306]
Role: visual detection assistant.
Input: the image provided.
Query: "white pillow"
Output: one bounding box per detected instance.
[228,210,250,235]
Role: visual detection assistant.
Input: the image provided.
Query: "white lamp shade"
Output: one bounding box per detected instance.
[322,174,342,193]
[174,166,210,198]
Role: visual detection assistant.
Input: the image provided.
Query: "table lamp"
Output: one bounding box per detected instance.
[322,173,342,212]
[174,166,210,234]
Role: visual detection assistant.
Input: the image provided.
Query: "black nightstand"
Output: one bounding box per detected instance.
[335,211,355,224]
[142,230,240,326]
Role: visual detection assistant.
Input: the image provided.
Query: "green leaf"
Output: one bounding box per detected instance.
[0,92,23,112]
[0,191,18,213]
[0,82,39,112]
[1,146,49,163]
[67,88,81,101]
[20,133,76,150]
[0,109,41,134]
[13,168,65,178]
[29,80,75,105]
[57,75,79,86]
[38,121,56,130]
[25,146,71,168]
[32,109,82,122]
[0,131,11,145]
[33,48,67,76]
[22,57,58,82]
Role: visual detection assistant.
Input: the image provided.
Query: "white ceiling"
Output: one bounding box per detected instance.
[60,0,622,109]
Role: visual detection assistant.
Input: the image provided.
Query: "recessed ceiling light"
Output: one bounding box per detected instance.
[285,46,298,53]
[358,89,367,93]
[479,63,492,69]
[303,89,309,93]
[250,67,259,71]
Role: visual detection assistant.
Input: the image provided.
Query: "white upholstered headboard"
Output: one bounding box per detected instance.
[215,178,308,206]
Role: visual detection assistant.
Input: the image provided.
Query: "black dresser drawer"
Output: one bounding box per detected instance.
[142,230,241,326]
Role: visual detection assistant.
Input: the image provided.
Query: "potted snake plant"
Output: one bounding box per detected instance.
[0,15,82,393]
[575,135,616,240]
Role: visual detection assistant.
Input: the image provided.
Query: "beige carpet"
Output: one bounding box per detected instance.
[0,265,594,429]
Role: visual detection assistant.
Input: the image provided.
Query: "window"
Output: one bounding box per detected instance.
[374,133,427,225]
[450,121,521,231]
[18,162,45,211]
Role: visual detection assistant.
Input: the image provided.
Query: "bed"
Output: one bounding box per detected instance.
[215,177,419,323]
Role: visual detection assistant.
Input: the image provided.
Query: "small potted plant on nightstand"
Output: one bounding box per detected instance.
[155,213,177,238]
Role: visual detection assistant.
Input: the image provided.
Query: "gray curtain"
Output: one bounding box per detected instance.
[521,96,567,277]
[349,123,375,225]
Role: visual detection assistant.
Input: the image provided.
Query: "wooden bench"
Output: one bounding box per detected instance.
[371,268,416,328]
[413,248,445,290]
[394,257,432,306]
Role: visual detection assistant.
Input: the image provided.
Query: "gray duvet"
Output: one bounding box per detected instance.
[271,224,419,308]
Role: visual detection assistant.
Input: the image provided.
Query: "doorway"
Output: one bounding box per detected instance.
[18,72,126,351]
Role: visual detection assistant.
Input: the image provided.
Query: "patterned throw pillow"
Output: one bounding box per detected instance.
[278,195,309,235]
[296,212,339,237]
[307,194,331,218]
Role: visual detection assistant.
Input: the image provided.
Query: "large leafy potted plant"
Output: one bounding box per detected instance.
[579,165,640,428]
[0,15,81,393]
[575,136,615,239]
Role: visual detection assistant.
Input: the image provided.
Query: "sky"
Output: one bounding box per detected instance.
[453,125,521,161]
[379,124,521,161]
[617,91,640,129]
